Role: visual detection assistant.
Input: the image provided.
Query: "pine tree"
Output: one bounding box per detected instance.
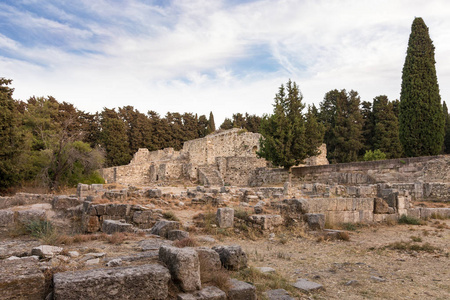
[220,118,233,130]
[258,80,321,169]
[372,96,403,158]
[399,17,444,156]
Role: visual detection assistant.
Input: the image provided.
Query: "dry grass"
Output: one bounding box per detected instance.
[107,232,126,244]
[383,241,442,253]
[173,237,199,248]
[162,211,180,221]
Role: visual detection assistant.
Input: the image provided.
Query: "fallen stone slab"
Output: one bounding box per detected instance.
[150,220,181,238]
[168,230,190,241]
[227,278,257,300]
[0,257,45,300]
[15,209,46,223]
[148,189,162,198]
[265,289,295,300]
[159,245,201,292]
[248,214,283,231]
[53,264,170,300]
[178,286,227,300]
[52,196,82,210]
[292,278,324,292]
[101,219,133,234]
[256,267,276,273]
[212,245,247,271]
[137,238,173,251]
[31,245,63,258]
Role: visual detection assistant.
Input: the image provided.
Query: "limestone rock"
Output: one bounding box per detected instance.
[101,219,133,234]
[31,245,63,258]
[137,238,173,251]
[216,207,234,228]
[304,213,325,230]
[16,209,46,223]
[53,264,170,300]
[0,210,14,227]
[265,289,295,300]
[195,247,221,281]
[159,245,201,292]
[0,257,45,300]
[148,189,162,198]
[228,278,257,300]
[248,214,283,231]
[212,245,247,271]
[52,196,82,210]
[168,230,190,241]
[82,215,100,233]
[374,198,390,214]
[292,278,324,292]
[150,220,181,238]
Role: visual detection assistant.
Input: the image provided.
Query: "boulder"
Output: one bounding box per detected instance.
[0,210,14,227]
[0,257,45,299]
[150,220,181,238]
[304,213,325,231]
[291,278,324,292]
[52,196,82,210]
[101,220,133,234]
[228,278,257,300]
[15,209,46,223]
[195,247,221,281]
[159,245,201,292]
[264,289,295,300]
[216,208,234,228]
[53,264,170,300]
[374,198,390,214]
[148,189,162,198]
[168,230,190,241]
[212,245,247,271]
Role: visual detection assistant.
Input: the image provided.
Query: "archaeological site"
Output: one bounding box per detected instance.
[1,128,449,299]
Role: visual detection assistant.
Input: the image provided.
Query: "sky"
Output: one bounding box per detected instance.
[2,0,450,124]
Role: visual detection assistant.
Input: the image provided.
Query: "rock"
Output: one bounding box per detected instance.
[248,214,283,231]
[196,236,216,243]
[83,215,100,233]
[195,247,221,281]
[84,258,100,265]
[228,278,257,300]
[264,289,295,300]
[159,245,201,292]
[374,198,390,214]
[132,210,155,225]
[31,245,63,258]
[212,245,248,271]
[304,213,325,230]
[137,238,173,251]
[168,230,190,241]
[256,267,276,273]
[106,259,122,267]
[216,207,234,228]
[16,209,46,223]
[101,219,133,234]
[345,280,359,286]
[148,189,162,198]
[68,251,80,258]
[53,264,170,300]
[52,196,82,210]
[0,210,14,227]
[370,276,386,282]
[0,257,45,299]
[150,220,181,238]
[292,278,324,292]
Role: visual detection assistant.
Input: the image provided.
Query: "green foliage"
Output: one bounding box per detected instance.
[219,113,261,133]
[25,219,54,239]
[363,149,387,161]
[399,17,444,157]
[398,214,425,225]
[258,80,322,169]
[321,89,364,163]
[443,101,450,153]
[207,111,216,134]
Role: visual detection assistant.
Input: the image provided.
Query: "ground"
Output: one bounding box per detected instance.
[1,190,449,300]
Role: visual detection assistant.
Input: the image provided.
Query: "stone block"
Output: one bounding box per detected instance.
[292,278,324,292]
[53,264,170,300]
[373,214,398,223]
[407,208,421,219]
[15,209,46,223]
[195,247,221,281]
[148,189,162,198]
[228,278,257,300]
[248,214,283,230]
[212,245,247,271]
[374,198,390,214]
[102,219,133,234]
[31,245,63,258]
[52,196,82,210]
[105,204,129,217]
[0,257,45,300]
[159,245,201,292]
[281,199,309,213]
[304,213,325,230]
[216,207,234,228]
[150,220,181,238]
[132,210,154,224]
[168,230,190,241]
[265,289,295,300]
[0,210,14,227]
[196,286,227,300]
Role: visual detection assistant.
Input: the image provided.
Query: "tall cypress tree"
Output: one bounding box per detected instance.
[206,111,216,134]
[443,101,450,153]
[399,17,444,156]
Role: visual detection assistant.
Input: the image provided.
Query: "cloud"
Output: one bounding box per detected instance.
[2,0,450,124]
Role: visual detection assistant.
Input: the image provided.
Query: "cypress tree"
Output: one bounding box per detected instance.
[206,111,216,134]
[399,17,444,156]
[443,101,450,153]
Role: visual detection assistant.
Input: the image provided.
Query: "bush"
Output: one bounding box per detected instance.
[398,214,425,225]
[163,211,180,221]
[363,149,387,161]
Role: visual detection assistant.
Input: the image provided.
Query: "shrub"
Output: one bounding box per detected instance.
[163,211,180,221]
[398,214,425,225]
[341,223,357,231]
[173,237,198,248]
[363,149,387,161]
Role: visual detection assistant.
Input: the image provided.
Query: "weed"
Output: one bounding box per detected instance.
[410,236,422,242]
[398,214,425,225]
[341,223,357,231]
[276,251,291,260]
[162,211,180,221]
[234,209,250,221]
[278,234,289,245]
[108,232,126,244]
[25,219,54,239]
[384,241,441,253]
[173,237,198,248]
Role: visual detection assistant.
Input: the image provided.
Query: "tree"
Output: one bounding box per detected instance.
[443,101,450,153]
[100,109,131,166]
[257,80,322,169]
[399,17,444,157]
[220,118,233,130]
[207,111,216,134]
[372,96,403,158]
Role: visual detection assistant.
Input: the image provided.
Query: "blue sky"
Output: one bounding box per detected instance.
[2,0,450,123]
